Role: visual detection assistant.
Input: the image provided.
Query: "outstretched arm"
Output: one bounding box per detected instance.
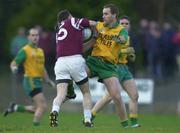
[43,69,56,88]
[89,20,97,27]
[83,38,96,53]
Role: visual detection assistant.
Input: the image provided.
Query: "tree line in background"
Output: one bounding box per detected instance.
[0,0,180,63]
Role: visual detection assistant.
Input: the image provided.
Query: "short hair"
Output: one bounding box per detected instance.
[27,28,39,36]
[104,4,119,19]
[57,9,71,23]
[120,15,130,22]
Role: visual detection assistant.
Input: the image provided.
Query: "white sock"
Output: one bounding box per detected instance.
[52,105,60,113]
[14,105,18,111]
[84,109,91,122]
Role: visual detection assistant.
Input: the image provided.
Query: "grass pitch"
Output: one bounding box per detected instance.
[0,112,180,133]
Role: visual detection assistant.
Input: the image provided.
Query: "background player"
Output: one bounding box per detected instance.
[4,28,55,126]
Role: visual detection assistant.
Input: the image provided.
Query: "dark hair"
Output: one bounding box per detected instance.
[57,9,71,23]
[120,15,130,22]
[55,9,71,31]
[104,4,119,20]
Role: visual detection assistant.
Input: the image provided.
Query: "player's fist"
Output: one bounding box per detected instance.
[11,66,18,74]
[128,53,136,62]
[121,47,135,54]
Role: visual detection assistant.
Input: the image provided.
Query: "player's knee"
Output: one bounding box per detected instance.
[111,93,121,101]
[131,92,139,102]
[104,95,112,102]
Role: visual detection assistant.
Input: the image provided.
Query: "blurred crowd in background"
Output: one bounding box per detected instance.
[129,19,180,81]
[9,18,180,83]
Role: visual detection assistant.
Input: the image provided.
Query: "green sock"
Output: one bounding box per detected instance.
[130,117,138,126]
[33,122,40,126]
[67,81,75,96]
[121,120,128,127]
[17,105,25,112]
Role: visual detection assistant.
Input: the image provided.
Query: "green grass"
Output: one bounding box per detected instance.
[0,112,180,133]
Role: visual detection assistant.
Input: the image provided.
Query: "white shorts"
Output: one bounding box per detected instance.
[54,54,88,84]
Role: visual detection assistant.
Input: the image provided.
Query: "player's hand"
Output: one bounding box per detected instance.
[127,53,136,62]
[113,36,126,44]
[118,36,126,44]
[11,66,18,74]
[121,47,135,54]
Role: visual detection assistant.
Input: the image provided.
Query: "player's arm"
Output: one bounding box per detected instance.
[114,28,128,44]
[89,20,97,27]
[10,49,26,74]
[83,38,96,53]
[121,47,135,54]
[10,61,18,74]
[79,18,97,29]
[43,69,56,88]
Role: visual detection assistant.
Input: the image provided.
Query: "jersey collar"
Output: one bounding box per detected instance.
[29,43,37,48]
[103,21,119,28]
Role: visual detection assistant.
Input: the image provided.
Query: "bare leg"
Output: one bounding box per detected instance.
[123,79,140,127]
[24,105,35,113]
[103,77,128,123]
[52,83,68,113]
[79,81,93,126]
[91,92,112,115]
[123,79,139,115]
[32,93,47,125]
[3,103,35,117]
[50,83,68,127]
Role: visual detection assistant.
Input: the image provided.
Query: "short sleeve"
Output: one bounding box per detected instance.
[14,48,26,65]
[79,18,90,29]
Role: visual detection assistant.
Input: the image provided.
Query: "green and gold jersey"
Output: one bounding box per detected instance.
[13,44,45,77]
[118,36,130,64]
[91,21,128,64]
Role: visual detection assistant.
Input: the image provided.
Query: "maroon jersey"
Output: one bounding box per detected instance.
[56,17,90,57]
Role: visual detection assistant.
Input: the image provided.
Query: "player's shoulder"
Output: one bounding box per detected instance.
[120,24,124,28]
[97,21,103,25]
[70,17,87,24]
[64,17,79,26]
[22,44,29,50]
[118,23,125,29]
[96,21,104,29]
[70,17,88,29]
[73,17,87,20]
[37,47,44,52]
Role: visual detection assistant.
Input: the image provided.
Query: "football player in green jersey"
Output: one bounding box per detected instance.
[91,16,140,128]
[4,28,55,126]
